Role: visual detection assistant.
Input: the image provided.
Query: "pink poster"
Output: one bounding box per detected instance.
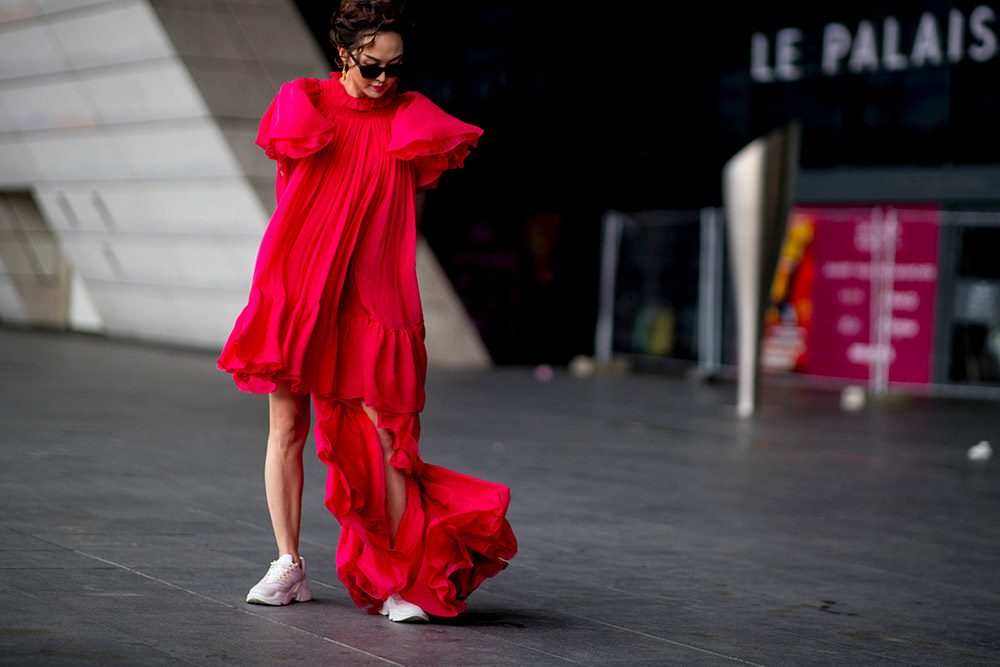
[805,206,939,385]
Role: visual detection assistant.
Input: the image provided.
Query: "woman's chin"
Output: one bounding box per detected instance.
[366,80,396,98]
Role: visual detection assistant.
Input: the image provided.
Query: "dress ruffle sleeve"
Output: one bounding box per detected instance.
[256,78,336,160]
[387,92,483,191]
[256,78,337,200]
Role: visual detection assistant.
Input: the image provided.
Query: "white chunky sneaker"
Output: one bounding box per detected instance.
[246,554,313,605]
[378,594,429,623]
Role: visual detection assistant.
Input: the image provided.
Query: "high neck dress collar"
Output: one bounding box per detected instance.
[328,72,398,110]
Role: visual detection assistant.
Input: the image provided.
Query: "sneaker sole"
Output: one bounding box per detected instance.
[389,612,429,623]
[246,583,313,606]
[378,602,428,623]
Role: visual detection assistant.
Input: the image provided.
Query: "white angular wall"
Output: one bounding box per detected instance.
[0,0,273,347]
[0,0,490,365]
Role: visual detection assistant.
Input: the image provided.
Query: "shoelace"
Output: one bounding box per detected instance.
[260,559,297,584]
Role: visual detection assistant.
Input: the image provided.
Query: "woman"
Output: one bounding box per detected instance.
[217,0,517,623]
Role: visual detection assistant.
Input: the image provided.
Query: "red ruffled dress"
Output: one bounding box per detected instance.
[217,73,517,617]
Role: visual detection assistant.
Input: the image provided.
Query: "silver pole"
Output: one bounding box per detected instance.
[595,211,624,364]
[875,207,897,397]
[868,206,882,394]
[698,207,722,377]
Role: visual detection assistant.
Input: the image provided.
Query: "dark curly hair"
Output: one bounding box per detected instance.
[329,0,413,67]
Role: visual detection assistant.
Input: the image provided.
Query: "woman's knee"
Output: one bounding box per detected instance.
[268,385,310,450]
[268,417,309,452]
[361,401,395,457]
[377,428,395,459]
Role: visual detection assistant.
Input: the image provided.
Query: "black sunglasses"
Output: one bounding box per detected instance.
[349,52,404,79]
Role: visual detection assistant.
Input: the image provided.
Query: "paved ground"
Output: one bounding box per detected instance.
[1,326,999,666]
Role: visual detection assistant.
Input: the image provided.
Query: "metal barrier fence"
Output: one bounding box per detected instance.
[597,207,1000,398]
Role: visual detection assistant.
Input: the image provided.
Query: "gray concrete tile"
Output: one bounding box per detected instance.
[2,328,1000,666]
[0,527,66,551]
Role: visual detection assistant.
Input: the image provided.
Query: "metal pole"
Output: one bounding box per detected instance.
[698,207,722,378]
[595,211,624,364]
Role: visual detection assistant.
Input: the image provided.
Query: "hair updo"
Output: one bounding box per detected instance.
[329,0,413,67]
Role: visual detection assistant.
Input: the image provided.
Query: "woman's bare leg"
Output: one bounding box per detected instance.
[265,383,311,561]
[362,401,406,544]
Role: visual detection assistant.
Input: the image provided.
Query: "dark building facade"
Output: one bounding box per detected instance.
[293,2,1000,386]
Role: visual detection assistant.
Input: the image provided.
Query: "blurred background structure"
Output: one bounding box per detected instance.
[2,0,1000,392]
[0,0,488,366]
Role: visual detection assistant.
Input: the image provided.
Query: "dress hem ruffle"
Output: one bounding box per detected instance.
[216,287,426,413]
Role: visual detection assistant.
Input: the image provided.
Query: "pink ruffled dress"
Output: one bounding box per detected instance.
[217,73,517,617]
